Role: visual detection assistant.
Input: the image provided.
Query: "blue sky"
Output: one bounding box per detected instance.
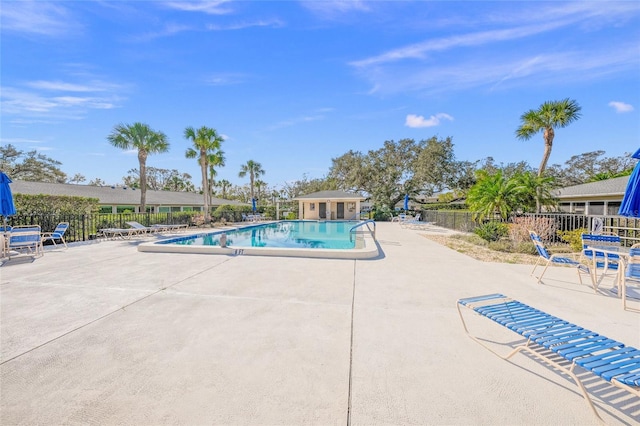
[1,1,639,190]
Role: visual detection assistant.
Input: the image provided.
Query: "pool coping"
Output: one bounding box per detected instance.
[137,221,379,259]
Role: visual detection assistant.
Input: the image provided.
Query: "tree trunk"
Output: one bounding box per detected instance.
[138,153,147,213]
[250,173,255,203]
[200,154,210,223]
[535,127,555,213]
[537,127,554,177]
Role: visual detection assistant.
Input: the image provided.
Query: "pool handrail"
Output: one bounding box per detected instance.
[350,220,376,243]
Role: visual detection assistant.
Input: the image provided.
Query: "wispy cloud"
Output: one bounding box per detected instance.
[206,19,285,31]
[1,77,125,120]
[163,1,234,15]
[405,113,453,128]
[26,80,120,93]
[302,0,371,16]
[132,23,195,42]
[608,101,634,113]
[0,137,44,145]
[266,109,333,131]
[358,43,639,95]
[350,2,640,94]
[0,1,80,37]
[205,73,249,86]
[351,21,569,69]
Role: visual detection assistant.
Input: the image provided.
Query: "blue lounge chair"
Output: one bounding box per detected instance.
[41,222,69,248]
[457,294,640,422]
[529,231,590,284]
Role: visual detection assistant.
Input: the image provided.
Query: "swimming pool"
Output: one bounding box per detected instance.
[138,220,378,259]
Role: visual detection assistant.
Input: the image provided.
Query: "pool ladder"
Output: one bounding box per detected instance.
[349,220,376,243]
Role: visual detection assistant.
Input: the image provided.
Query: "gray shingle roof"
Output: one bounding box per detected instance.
[293,190,365,200]
[9,180,247,207]
[553,176,629,199]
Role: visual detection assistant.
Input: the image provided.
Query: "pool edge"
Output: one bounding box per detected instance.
[137,234,378,259]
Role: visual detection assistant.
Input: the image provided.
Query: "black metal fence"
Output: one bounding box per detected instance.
[420,210,640,246]
[6,212,198,243]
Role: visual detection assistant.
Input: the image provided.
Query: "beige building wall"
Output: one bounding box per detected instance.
[297,199,361,220]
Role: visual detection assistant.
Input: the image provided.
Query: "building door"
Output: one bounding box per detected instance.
[337,202,345,219]
[319,202,326,219]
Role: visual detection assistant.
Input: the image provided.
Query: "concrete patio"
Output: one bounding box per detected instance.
[1,222,638,425]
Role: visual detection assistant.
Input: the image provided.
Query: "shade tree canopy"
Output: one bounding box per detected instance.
[328,137,462,209]
[0,144,67,183]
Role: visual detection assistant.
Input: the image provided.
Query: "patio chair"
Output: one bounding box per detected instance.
[622,243,640,311]
[99,226,145,240]
[581,233,620,288]
[151,223,188,232]
[457,294,640,422]
[7,225,43,259]
[399,213,417,227]
[391,213,407,223]
[125,221,157,233]
[41,222,69,248]
[529,231,590,284]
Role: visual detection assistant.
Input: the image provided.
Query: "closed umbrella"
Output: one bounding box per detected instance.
[0,172,16,229]
[618,148,640,217]
[251,198,257,213]
[404,194,409,211]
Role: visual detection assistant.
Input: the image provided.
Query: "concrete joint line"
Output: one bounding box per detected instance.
[347,259,357,426]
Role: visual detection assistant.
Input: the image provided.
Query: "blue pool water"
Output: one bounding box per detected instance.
[161,220,361,249]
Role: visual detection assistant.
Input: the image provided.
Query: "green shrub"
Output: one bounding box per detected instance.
[487,240,514,252]
[473,221,509,242]
[285,212,297,220]
[557,228,588,252]
[15,193,99,214]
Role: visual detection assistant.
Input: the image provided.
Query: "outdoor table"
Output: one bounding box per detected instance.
[587,244,632,308]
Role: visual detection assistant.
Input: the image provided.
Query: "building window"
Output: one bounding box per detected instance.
[171,206,182,212]
[116,206,136,213]
[588,202,604,216]
[99,206,113,213]
[608,202,621,216]
[558,203,571,213]
[573,203,586,214]
[309,203,315,211]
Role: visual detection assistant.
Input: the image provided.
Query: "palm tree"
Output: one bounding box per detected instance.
[466,170,522,221]
[216,179,232,199]
[107,122,169,212]
[516,98,582,177]
[184,126,224,223]
[516,98,581,212]
[238,160,265,203]
[254,179,267,203]
[207,150,226,205]
[513,171,556,213]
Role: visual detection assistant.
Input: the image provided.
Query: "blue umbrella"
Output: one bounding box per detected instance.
[0,172,16,228]
[251,197,257,213]
[618,148,640,217]
[403,194,409,211]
